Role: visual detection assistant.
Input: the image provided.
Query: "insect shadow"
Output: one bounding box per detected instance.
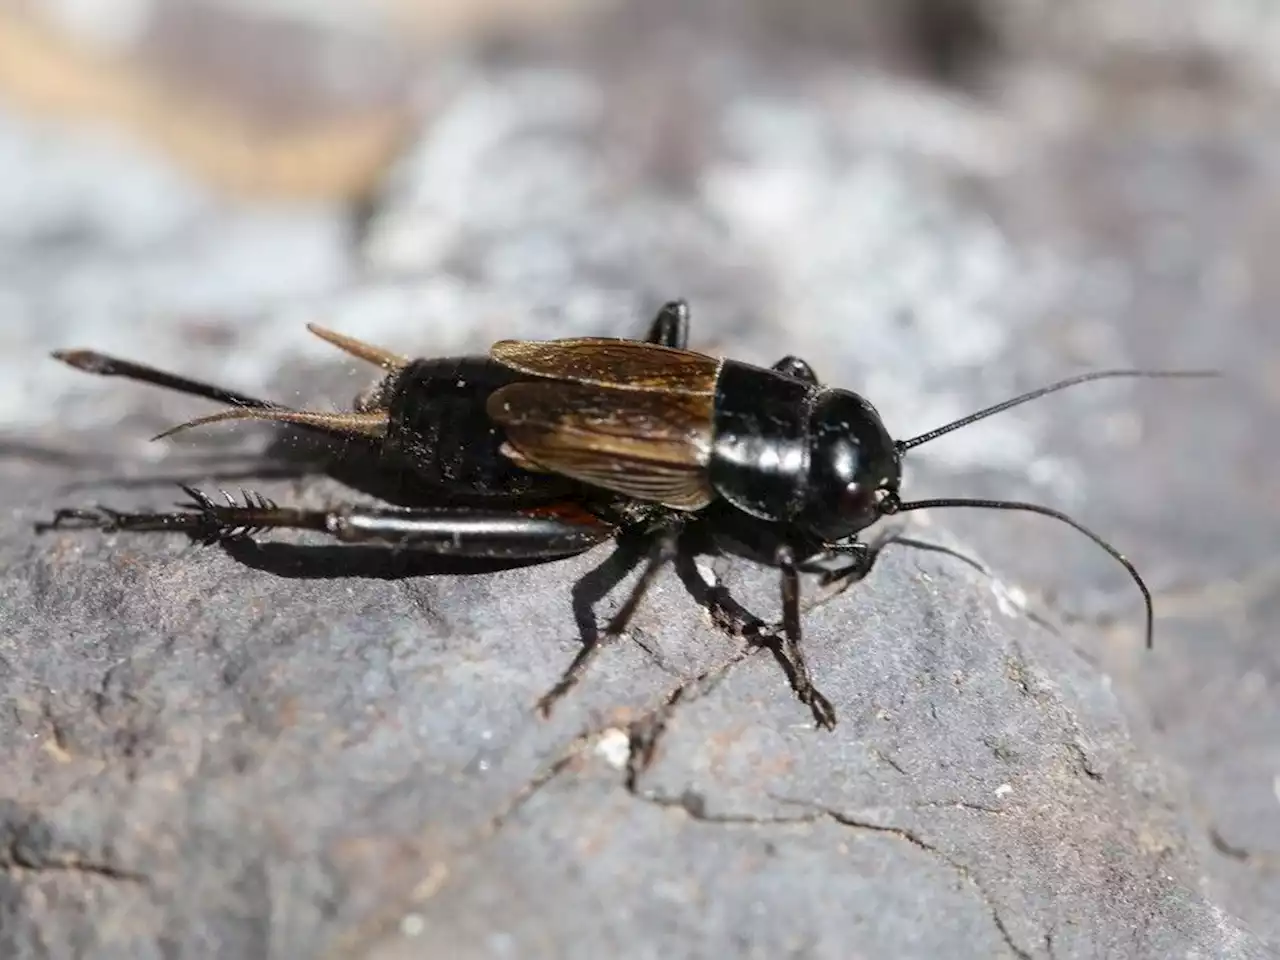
[36,301,1217,729]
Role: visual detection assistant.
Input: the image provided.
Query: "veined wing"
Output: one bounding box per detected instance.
[490,338,720,395]
[487,379,716,509]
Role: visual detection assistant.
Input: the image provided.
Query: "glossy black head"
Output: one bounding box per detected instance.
[798,389,901,541]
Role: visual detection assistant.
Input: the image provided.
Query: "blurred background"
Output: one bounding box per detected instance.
[1,0,1277,949]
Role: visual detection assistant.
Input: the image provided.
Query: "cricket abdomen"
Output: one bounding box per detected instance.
[384,357,567,500]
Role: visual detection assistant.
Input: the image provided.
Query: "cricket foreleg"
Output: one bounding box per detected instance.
[775,544,838,731]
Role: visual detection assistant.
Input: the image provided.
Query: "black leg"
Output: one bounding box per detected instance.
[673,551,774,641]
[775,544,837,730]
[807,531,1004,621]
[772,355,818,384]
[790,541,882,623]
[674,549,837,708]
[801,540,878,587]
[536,520,684,716]
[37,486,615,560]
[645,300,690,350]
[804,528,987,598]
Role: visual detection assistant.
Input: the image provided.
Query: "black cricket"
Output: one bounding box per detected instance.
[39,302,1214,729]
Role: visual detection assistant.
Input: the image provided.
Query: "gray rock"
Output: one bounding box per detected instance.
[2,3,1277,957]
[2,455,1266,958]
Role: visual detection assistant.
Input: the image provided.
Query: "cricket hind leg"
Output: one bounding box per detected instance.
[39,484,696,718]
[38,486,616,560]
[535,518,686,717]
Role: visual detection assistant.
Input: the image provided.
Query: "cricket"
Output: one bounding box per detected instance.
[38,300,1217,728]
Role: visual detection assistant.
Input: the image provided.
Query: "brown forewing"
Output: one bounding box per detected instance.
[489,338,721,395]
[486,380,716,510]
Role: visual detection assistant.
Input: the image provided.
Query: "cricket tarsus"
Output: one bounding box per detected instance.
[37,486,293,544]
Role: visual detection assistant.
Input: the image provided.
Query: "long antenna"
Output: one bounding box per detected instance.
[898,369,1218,452]
[883,495,1154,648]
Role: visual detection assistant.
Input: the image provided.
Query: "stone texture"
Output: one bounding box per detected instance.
[2,1,1278,957]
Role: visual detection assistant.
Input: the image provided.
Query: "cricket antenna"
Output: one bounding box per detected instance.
[883,367,1220,647]
[879,494,1153,648]
[896,369,1219,453]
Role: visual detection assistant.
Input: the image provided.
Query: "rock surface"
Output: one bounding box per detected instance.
[2,467,1266,959]
[2,1,1278,957]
